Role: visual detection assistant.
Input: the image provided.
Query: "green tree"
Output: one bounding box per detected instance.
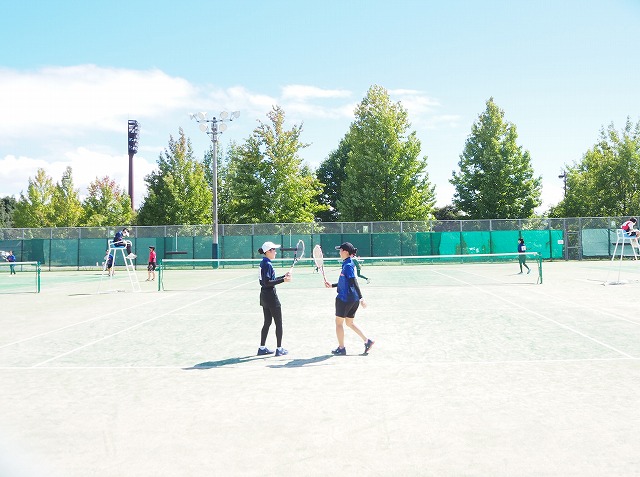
[337,85,436,221]
[137,128,213,225]
[450,97,541,219]
[0,196,17,227]
[222,106,326,223]
[549,118,640,217]
[81,176,135,226]
[51,166,83,226]
[13,168,55,227]
[316,137,350,222]
[433,204,466,221]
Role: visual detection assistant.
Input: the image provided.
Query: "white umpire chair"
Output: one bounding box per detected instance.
[98,240,141,293]
[605,228,639,285]
[612,228,638,261]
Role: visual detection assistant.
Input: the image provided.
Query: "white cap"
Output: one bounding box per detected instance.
[260,241,281,252]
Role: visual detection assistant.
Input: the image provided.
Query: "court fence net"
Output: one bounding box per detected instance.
[0,261,41,293]
[0,217,634,269]
[157,252,542,291]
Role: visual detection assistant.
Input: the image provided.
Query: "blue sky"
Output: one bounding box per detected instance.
[1,0,639,211]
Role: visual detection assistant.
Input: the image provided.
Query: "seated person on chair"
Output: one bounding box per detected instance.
[113,227,137,259]
[621,217,640,248]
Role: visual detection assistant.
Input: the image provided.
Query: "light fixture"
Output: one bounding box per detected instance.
[190,110,240,259]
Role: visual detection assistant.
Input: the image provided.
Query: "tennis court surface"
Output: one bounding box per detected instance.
[1,259,639,476]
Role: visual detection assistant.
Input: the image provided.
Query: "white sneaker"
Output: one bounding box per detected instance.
[127,253,137,259]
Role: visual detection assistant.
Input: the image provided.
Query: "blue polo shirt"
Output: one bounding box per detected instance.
[337,257,360,302]
[259,257,284,288]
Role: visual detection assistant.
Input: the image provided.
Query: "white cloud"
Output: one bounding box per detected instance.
[0,149,156,208]
[0,155,49,197]
[389,89,439,113]
[540,181,564,211]
[281,85,351,101]
[203,85,277,120]
[284,101,355,121]
[0,65,198,140]
[423,114,462,129]
[0,64,464,208]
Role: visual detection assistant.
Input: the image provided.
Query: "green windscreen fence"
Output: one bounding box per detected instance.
[0,227,568,269]
[211,230,562,262]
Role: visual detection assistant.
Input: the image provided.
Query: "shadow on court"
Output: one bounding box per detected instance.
[183,355,267,369]
[184,354,334,370]
[267,355,333,368]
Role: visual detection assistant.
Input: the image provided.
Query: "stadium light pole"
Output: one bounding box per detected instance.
[127,120,140,211]
[558,170,567,198]
[190,110,240,259]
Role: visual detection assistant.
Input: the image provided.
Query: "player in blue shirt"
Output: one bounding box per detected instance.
[324,242,374,355]
[103,249,114,276]
[517,238,531,274]
[257,241,291,357]
[6,250,16,275]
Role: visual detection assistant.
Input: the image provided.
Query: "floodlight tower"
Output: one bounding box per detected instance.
[127,120,140,211]
[190,110,240,259]
[558,170,567,198]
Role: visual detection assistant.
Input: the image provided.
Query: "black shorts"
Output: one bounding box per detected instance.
[260,288,281,308]
[335,297,359,318]
[148,262,156,271]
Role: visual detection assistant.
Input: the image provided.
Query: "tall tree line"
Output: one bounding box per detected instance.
[9,167,134,228]
[549,118,640,218]
[4,87,638,227]
[318,85,436,222]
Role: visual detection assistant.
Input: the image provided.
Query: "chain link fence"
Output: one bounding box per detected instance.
[0,217,627,269]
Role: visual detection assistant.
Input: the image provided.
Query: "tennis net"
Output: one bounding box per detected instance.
[0,261,41,293]
[157,252,542,291]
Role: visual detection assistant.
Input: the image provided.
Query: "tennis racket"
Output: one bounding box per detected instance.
[312,244,327,283]
[288,240,305,274]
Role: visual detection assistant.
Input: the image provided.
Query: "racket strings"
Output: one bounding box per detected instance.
[312,245,324,268]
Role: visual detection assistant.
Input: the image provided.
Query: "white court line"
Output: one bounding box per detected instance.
[459,266,640,327]
[0,295,172,350]
[463,268,640,327]
[1,356,638,371]
[31,278,256,367]
[432,269,637,359]
[517,280,640,327]
[0,273,253,351]
[455,268,640,327]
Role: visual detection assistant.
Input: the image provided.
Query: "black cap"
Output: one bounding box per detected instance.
[335,242,356,255]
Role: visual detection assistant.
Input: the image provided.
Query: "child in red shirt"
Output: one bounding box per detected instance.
[147,246,157,281]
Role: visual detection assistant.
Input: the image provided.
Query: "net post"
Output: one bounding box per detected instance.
[157,263,164,291]
[537,252,543,284]
[37,261,41,293]
[212,243,219,269]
